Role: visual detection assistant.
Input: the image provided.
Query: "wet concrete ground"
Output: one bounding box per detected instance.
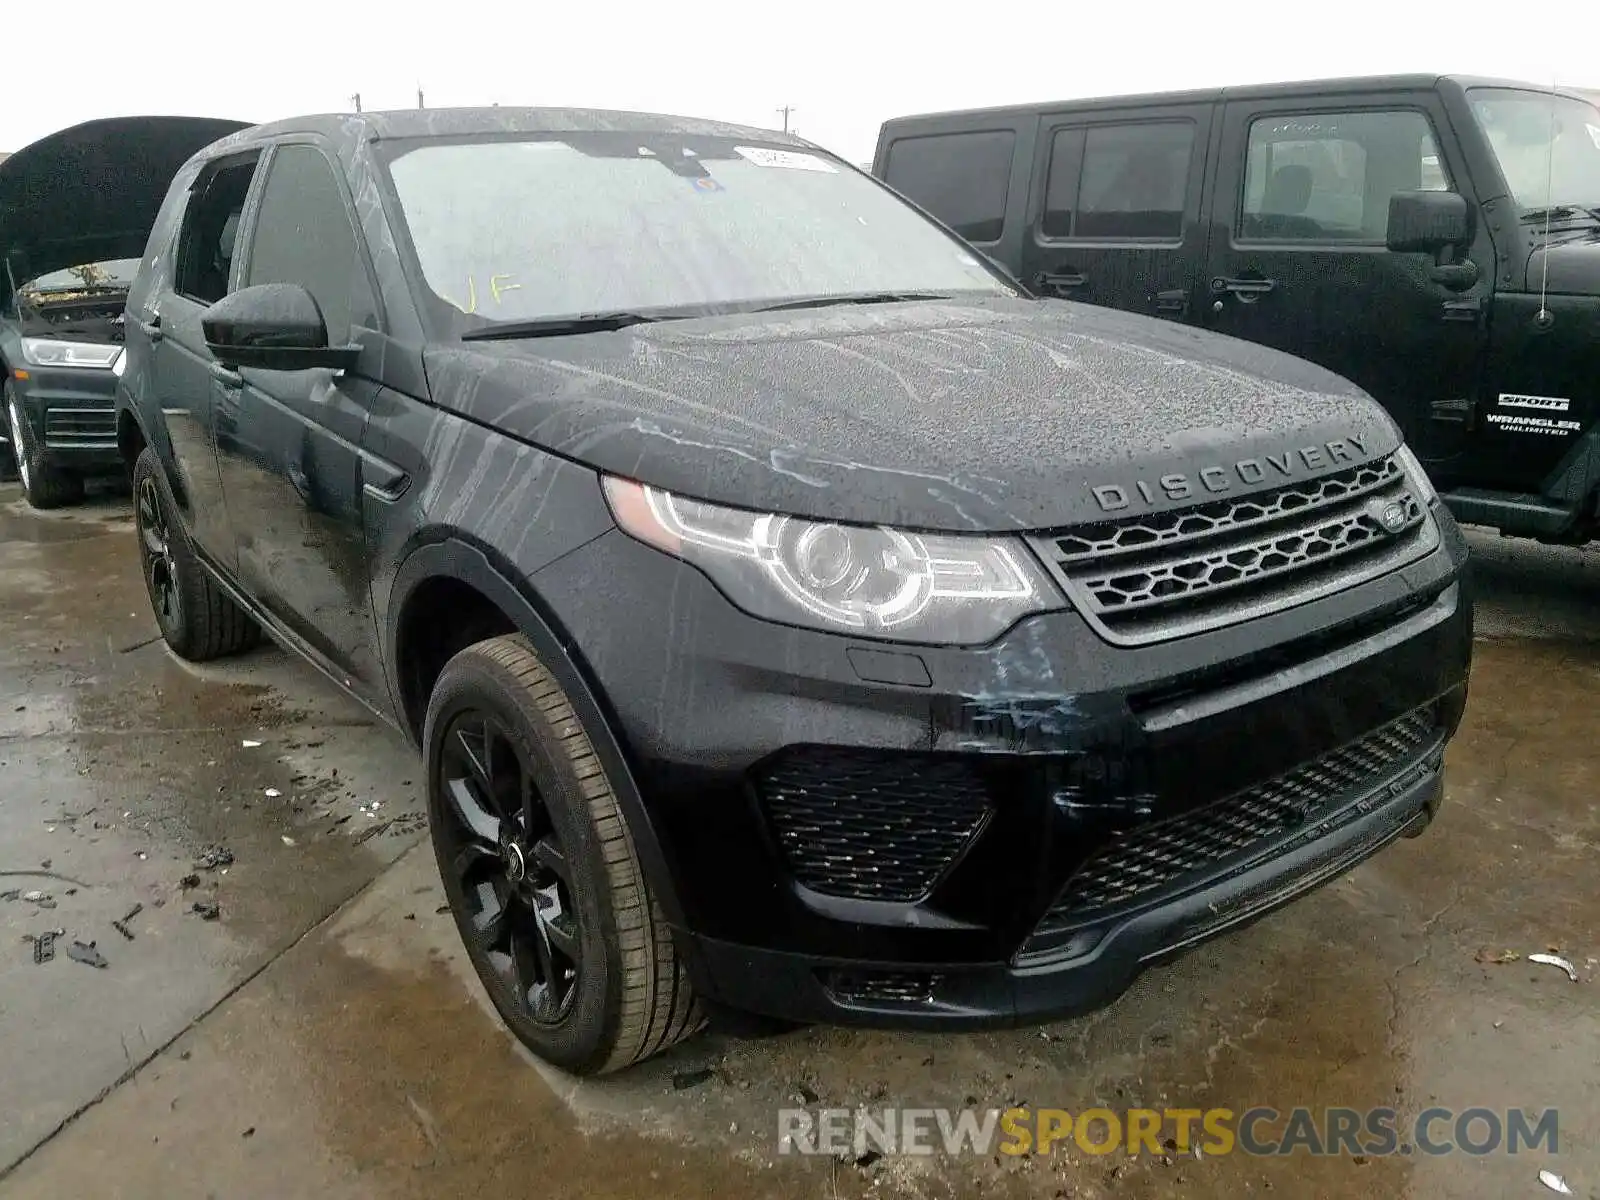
[0,484,1595,1200]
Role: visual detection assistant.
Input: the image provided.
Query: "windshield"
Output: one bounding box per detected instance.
[1468,88,1600,215]
[377,133,1013,331]
[19,258,142,295]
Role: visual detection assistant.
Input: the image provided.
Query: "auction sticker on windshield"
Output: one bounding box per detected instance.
[735,146,838,172]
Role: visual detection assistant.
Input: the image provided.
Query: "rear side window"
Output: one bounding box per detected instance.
[1239,109,1450,242]
[174,156,259,305]
[882,130,1015,243]
[244,145,370,341]
[1043,122,1195,240]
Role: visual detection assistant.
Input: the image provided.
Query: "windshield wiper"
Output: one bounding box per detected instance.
[1520,205,1600,224]
[460,311,664,341]
[751,291,953,314]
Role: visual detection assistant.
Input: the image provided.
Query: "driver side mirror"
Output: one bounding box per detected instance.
[202,283,360,372]
[1386,191,1472,254]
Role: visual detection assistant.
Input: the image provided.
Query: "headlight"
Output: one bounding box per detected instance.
[1394,443,1438,503]
[111,348,127,378]
[21,337,123,370]
[603,477,1063,645]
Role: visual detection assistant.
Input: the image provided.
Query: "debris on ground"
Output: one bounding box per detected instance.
[672,1068,715,1090]
[67,940,108,969]
[264,789,281,799]
[191,901,221,921]
[242,740,262,748]
[1527,953,1580,983]
[196,846,234,871]
[1474,947,1519,964]
[21,889,57,909]
[1539,1168,1573,1194]
[281,836,296,847]
[179,874,201,890]
[353,817,395,845]
[24,930,61,964]
[112,903,144,941]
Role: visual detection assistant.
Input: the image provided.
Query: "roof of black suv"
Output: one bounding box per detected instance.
[208,107,812,150]
[878,73,1595,125]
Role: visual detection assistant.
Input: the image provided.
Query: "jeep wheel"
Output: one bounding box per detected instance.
[132,447,261,661]
[6,382,85,509]
[424,634,703,1075]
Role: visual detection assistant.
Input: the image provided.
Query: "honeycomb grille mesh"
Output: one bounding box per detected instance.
[1034,455,1432,645]
[1036,707,1437,931]
[756,751,994,902]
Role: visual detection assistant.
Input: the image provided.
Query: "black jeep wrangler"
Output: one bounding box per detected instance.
[116,107,1471,1076]
[875,75,1600,545]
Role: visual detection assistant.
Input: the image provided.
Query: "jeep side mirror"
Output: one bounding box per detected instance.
[201,282,359,372]
[1386,191,1471,254]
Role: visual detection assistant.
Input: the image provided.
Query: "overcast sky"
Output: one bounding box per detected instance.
[4,0,1596,163]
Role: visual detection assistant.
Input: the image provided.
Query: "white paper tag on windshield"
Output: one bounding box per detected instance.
[735,146,838,172]
[1587,123,1600,150]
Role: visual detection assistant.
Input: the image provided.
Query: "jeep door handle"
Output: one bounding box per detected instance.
[209,363,242,389]
[139,317,163,343]
[1035,271,1088,295]
[1211,276,1277,299]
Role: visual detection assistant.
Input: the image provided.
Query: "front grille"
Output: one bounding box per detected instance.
[1033,455,1435,646]
[1032,707,1438,937]
[44,407,116,449]
[821,969,944,1006]
[756,750,995,902]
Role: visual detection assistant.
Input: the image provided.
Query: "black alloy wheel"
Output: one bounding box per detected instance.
[137,471,183,638]
[437,709,582,1024]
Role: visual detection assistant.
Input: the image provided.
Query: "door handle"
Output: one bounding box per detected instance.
[1153,288,1189,316]
[1429,260,1479,292]
[209,363,242,389]
[1211,276,1277,301]
[1035,270,1089,296]
[138,316,163,343]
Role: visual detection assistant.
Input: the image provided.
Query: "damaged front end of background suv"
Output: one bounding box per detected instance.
[0,114,248,506]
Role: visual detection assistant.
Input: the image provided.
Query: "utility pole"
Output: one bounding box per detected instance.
[417,84,425,109]
[776,105,796,133]
[350,92,362,113]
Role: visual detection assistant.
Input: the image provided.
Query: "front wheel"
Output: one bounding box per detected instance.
[6,382,84,509]
[131,447,261,661]
[424,634,703,1075]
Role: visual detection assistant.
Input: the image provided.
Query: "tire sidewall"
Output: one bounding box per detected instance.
[423,646,625,1074]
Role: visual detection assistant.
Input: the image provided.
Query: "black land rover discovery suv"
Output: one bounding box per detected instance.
[116,108,1472,1076]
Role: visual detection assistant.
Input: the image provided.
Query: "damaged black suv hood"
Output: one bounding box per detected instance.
[423,296,1401,533]
[0,115,250,306]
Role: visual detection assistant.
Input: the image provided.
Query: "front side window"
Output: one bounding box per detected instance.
[881,130,1015,243]
[1240,109,1449,242]
[1468,88,1600,215]
[379,133,1013,331]
[244,145,369,341]
[1044,122,1194,240]
[175,158,259,305]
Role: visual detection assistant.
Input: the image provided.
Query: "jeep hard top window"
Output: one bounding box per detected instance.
[1468,88,1600,218]
[377,134,1012,332]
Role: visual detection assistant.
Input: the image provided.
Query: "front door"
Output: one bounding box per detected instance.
[213,140,387,699]
[1201,94,1492,472]
[1017,102,1215,323]
[148,152,261,567]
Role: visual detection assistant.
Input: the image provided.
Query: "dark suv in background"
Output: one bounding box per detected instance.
[117,107,1471,1076]
[875,75,1600,545]
[0,115,248,506]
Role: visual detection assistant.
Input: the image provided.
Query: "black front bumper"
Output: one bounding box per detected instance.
[532,498,1473,1028]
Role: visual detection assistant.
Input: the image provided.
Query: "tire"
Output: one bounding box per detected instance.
[6,382,85,509]
[132,446,261,661]
[424,634,703,1075]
